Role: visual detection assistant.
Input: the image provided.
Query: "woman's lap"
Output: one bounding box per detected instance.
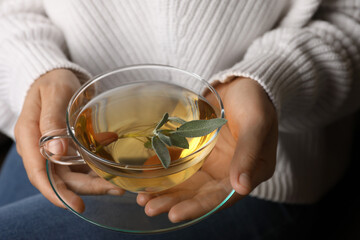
[0,145,318,239]
[0,145,40,206]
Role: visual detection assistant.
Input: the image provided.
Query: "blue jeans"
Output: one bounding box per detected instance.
[0,145,318,240]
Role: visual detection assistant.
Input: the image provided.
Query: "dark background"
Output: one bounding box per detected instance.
[0,111,359,239]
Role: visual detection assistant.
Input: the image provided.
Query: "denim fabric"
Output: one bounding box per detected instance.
[0,145,317,240]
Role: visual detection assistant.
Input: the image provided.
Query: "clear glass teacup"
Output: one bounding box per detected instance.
[39,65,225,193]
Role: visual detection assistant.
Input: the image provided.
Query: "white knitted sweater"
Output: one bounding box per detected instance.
[1,0,359,203]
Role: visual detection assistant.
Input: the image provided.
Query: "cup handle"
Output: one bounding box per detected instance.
[39,128,86,165]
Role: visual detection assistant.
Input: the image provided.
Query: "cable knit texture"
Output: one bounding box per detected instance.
[0,0,359,203]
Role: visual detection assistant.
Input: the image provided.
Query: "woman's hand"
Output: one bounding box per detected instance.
[136,77,278,222]
[14,69,123,212]
[217,77,278,196]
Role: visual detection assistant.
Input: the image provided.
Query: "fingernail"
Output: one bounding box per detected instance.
[107,189,122,196]
[47,140,64,155]
[239,173,251,191]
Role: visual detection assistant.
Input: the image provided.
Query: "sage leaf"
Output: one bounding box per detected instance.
[157,129,173,135]
[157,132,172,146]
[151,136,171,168]
[170,134,189,149]
[168,116,186,125]
[176,118,227,137]
[144,139,152,149]
[117,112,227,170]
[155,113,169,130]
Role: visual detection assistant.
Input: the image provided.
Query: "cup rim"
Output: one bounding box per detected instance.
[66,64,225,170]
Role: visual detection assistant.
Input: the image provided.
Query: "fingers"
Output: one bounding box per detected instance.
[138,189,199,219]
[136,173,207,215]
[37,71,80,207]
[229,116,277,196]
[15,69,82,210]
[168,198,211,223]
[144,193,185,217]
[136,193,154,206]
[51,167,85,212]
[39,75,79,134]
[15,88,66,209]
[168,186,229,223]
[229,123,264,195]
[140,179,232,223]
[216,78,278,196]
[137,171,233,223]
[56,166,124,196]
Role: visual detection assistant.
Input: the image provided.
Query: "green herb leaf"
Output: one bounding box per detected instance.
[157,132,172,146]
[176,118,227,137]
[117,112,227,169]
[151,136,171,168]
[155,113,169,130]
[144,139,152,149]
[157,129,173,135]
[168,116,186,125]
[170,134,189,149]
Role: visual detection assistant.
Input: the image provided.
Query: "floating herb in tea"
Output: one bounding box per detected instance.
[75,82,225,192]
[116,113,227,168]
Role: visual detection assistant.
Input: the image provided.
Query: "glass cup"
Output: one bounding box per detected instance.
[39,64,225,193]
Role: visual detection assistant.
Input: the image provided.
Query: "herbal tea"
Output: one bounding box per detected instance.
[75,82,220,192]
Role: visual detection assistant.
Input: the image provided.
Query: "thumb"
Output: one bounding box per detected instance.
[37,70,83,209]
[40,85,77,134]
[39,69,80,134]
[229,122,275,196]
[39,77,79,157]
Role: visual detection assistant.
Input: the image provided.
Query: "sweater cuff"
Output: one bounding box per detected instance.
[4,40,91,115]
[209,52,303,114]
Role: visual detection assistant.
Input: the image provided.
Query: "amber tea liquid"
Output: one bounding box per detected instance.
[75,82,219,192]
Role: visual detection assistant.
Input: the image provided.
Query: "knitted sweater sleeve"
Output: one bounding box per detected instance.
[211,0,360,132]
[0,0,90,138]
